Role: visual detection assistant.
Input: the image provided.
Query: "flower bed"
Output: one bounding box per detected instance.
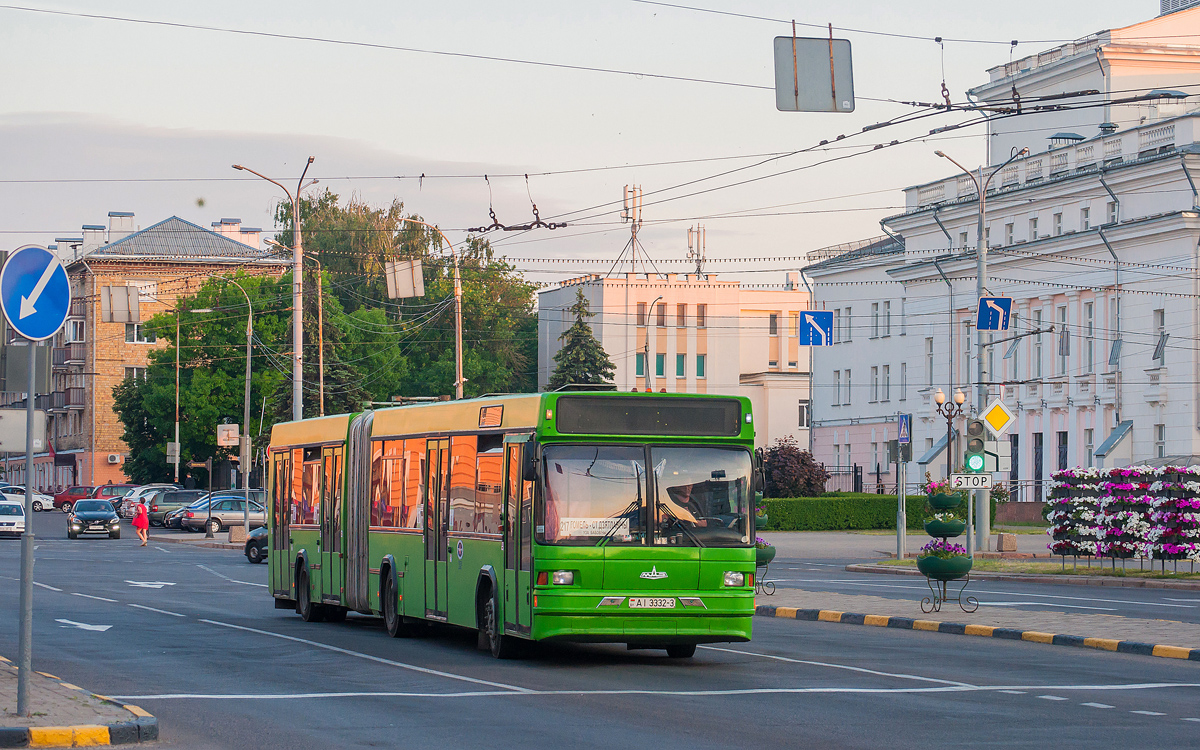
[1046,466,1200,562]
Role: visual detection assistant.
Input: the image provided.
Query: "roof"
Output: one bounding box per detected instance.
[802,235,904,274]
[1094,420,1133,458]
[70,216,282,264]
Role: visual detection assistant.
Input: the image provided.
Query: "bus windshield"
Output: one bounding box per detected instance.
[540,444,752,547]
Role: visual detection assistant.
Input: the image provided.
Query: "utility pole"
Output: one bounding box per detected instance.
[398,218,463,399]
[233,158,317,421]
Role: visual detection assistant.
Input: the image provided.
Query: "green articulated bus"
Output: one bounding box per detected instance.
[267,391,760,658]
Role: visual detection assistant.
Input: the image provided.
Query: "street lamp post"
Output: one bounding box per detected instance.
[644,296,662,392]
[233,158,317,421]
[934,387,969,555]
[934,146,1028,551]
[398,218,464,399]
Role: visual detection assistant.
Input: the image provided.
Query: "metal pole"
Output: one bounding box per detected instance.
[975,165,988,552]
[174,312,180,483]
[242,296,253,533]
[16,341,36,715]
[314,258,324,415]
[896,419,906,560]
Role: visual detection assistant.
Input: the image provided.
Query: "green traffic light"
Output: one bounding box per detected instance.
[966,454,985,472]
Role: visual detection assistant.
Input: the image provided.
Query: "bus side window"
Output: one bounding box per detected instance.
[449,436,477,531]
[505,446,521,570]
[520,472,533,572]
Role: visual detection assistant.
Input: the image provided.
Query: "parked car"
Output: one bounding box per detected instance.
[0,486,55,512]
[181,498,266,535]
[164,496,209,530]
[148,489,206,527]
[91,484,139,514]
[0,501,25,538]
[67,499,121,539]
[54,486,94,513]
[122,484,181,518]
[244,525,267,563]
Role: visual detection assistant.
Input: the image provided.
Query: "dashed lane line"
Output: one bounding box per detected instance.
[698,645,976,687]
[1183,717,1200,722]
[71,592,117,602]
[197,564,268,588]
[198,618,533,693]
[1081,702,1114,708]
[1039,695,1069,701]
[129,603,185,618]
[33,581,61,591]
[1132,710,1167,716]
[1000,690,1026,694]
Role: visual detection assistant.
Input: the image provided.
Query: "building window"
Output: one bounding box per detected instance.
[925,337,935,387]
[1084,302,1094,373]
[1004,223,1014,245]
[1057,306,1068,375]
[1154,308,1166,366]
[655,353,665,378]
[1081,206,1091,231]
[788,360,798,369]
[843,307,852,342]
[1057,431,1069,471]
[124,367,147,380]
[882,364,891,401]
[125,323,156,344]
[696,304,706,329]
[833,308,842,343]
[1156,423,1166,458]
[656,304,666,328]
[637,303,647,327]
[900,298,907,336]
[833,445,841,469]
[1010,312,1020,380]
[899,362,907,401]
[984,226,991,246]
[870,366,879,402]
[958,231,968,248]
[1029,217,1038,241]
[1106,200,1118,225]
[676,304,686,327]
[1033,309,1043,378]
[833,370,841,406]
[798,401,810,428]
[66,320,85,343]
[883,301,891,337]
[675,354,685,378]
[696,354,706,378]
[1084,428,1094,467]
[1053,212,1063,236]
[844,369,851,406]
[635,353,645,377]
[871,303,879,338]
[986,332,995,387]
[769,313,778,335]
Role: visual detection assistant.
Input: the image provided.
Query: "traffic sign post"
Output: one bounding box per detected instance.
[798,311,834,346]
[189,458,216,539]
[976,297,1013,331]
[0,246,71,718]
[895,412,913,561]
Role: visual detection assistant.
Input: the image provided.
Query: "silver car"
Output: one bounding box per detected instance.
[180,497,266,534]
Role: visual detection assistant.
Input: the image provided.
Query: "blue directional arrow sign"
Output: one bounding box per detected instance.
[976,296,1013,331]
[0,245,71,341]
[799,310,834,346]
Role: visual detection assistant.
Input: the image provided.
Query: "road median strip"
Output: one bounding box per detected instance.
[754,605,1200,662]
[845,563,1200,591]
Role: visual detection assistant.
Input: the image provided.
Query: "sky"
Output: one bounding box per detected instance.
[0,0,1158,288]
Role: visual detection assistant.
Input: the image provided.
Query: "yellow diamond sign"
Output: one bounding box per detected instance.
[982,399,1016,437]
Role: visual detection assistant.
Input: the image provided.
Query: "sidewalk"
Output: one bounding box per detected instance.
[0,656,157,745]
[758,530,1050,559]
[149,531,241,550]
[758,587,1200,658]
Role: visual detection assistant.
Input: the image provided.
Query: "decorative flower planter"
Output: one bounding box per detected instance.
[917,555,973,581]
[755,514,769,530]
[755,545,776,567]
[923,519,966,538]
[927,493,962,510]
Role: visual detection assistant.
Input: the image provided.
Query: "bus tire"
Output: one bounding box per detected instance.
[482,592,518,659]
[383,574,418,637]
[666,644,696,659]
[297,568,325,623]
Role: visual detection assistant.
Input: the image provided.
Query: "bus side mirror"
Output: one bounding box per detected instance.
[754,448,767,497]
[522,441,538,482]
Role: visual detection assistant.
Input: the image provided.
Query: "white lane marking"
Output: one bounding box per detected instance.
[71,593,117,602]
[153,547,170,553]
[1132,710,1167,716]
[33,582,61,591]
[56,619,112,632]
[111,683,1200,701]
[198,619,532,693]
[976,602,1118,612]
[1039,695,1068,701]
[197,564,268,588]
[1183,717,1200,722]
[1081,702,1114,709]
[812,579,1198,608]
[1163,598,1200,602]
[129,603,185,618]
[126,580,177,589]
[699,646,976,687]
[1000,690,1026,694]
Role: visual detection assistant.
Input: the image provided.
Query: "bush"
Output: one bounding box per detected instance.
[763,436,829,497]
[760,494,996,531]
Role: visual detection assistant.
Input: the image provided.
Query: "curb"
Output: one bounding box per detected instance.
[846,563,1200,591]
[755,605,1200,662]
[0,659,158,747]
[148,534,240,551]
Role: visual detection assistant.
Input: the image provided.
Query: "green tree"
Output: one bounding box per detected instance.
[547,288,614,390]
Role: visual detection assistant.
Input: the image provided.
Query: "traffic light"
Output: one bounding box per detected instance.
[964,419,986,473]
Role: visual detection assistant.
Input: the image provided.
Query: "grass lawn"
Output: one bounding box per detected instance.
[878,557,1200,580]
[994,524,1050,535]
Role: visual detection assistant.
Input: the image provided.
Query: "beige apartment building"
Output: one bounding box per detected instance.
[3,213,287,491]
[537,272,812,449]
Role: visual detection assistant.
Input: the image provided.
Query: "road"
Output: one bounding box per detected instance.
[2,512,1199,749]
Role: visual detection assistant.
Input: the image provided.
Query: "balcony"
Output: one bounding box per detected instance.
[65,387,86,409]
[48,391,65,412]
[52,343,85,369]
[69,298,86,319]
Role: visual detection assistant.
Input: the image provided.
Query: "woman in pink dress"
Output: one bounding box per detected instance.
[132,501,149,546]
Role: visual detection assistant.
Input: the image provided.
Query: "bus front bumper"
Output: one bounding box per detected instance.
[530,590,755,644]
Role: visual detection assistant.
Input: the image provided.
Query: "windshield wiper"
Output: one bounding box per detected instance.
[657,501,705,548]
[596,498,640,547]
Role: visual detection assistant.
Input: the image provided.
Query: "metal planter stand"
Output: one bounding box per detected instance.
[921,572,978,613]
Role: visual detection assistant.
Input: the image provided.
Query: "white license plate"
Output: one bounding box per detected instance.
[628,597,676,609]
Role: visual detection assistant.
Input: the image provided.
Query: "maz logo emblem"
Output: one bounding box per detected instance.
[639,566,668,580]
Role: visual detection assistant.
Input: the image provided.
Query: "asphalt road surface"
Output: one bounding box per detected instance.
[2,512,1198,749]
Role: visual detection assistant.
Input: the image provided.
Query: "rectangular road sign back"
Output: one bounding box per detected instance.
[773,36,855,113]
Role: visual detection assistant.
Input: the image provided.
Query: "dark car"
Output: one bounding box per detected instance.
[54,486,94,513]
[244,525,267,564]
[149,489,206,526]
[67,500,121,539]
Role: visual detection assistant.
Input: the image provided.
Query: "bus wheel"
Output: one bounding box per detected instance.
[483,594,518,659]
[666,644,696,659]
[383,575,416,637]
[297,569,325,623]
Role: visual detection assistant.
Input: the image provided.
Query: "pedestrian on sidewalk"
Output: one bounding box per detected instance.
[132,500,149,546]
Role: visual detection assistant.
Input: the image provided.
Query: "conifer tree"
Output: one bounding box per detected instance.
[547,289,615,390]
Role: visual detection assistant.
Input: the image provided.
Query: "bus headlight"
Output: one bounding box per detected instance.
[723,571,745,587]
[551,570,575,585]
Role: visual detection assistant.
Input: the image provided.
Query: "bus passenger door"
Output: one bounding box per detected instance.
[270,452,292,598]
[425,439,450,619]
[503,444,520,632]
[321,446,343,606]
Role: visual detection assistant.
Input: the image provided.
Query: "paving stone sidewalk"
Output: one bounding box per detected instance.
[760,587,1200,649]
[0,658,137,729]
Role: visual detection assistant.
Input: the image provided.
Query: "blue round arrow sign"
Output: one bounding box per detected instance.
[0,245,71,342]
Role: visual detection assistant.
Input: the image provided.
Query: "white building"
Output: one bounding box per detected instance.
[537,273,812,449]
[807,6,1200,500]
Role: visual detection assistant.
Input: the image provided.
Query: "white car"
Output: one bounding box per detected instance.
[121,484,180,518]
[0,501,25,537]
[0,486,54,513]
